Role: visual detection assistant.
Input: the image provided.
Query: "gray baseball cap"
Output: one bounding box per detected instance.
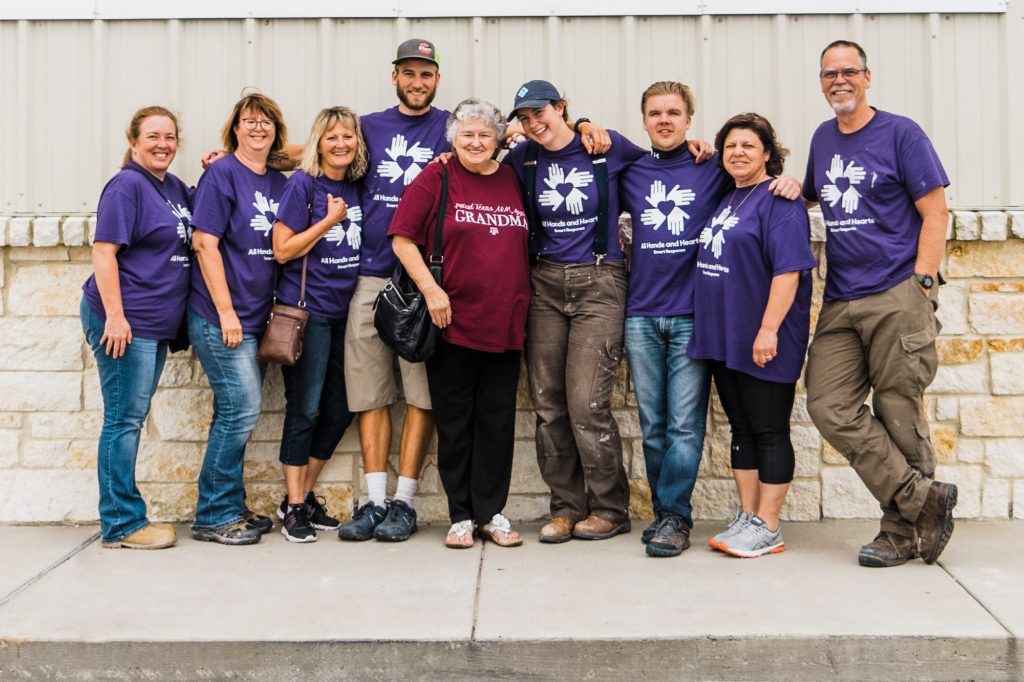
[393,38,439,66]
[507,80,562,120]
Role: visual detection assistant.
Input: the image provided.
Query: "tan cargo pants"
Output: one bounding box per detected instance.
[806,276,941,539]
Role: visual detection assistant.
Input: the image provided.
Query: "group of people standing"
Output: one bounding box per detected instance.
[82,37,958,569]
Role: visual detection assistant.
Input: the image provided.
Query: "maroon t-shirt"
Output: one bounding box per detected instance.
[388,159,530,353]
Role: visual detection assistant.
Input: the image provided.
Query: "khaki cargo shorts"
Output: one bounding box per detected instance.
[343,275,432,411]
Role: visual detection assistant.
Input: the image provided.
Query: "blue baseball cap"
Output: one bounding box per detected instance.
[508,80,562,120]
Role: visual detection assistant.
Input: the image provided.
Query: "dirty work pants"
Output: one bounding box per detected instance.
[806,276,941,539]
[527,259,630,524]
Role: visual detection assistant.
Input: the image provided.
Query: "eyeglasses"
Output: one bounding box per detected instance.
[820,68,866,81]
[240,118,275,130]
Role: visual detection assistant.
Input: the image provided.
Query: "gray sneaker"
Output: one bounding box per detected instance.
[719,515,784,558]
[708,510,751,551]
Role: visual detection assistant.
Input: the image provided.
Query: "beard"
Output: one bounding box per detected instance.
[396,83,436,112]
[829,93,858,115]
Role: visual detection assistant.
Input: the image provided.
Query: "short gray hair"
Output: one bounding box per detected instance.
[445,98,506,144]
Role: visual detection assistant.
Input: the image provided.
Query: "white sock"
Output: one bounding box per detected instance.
[365,472,388,507]
[394,476,418,507]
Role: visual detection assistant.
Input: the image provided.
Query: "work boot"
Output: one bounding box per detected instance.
[915,481,958,564]
[858,531,917,567]
[572,514,631,540]
[539,516,575,544]
[102,523,177,550]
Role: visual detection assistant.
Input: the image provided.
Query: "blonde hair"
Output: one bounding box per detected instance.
[640,81,696,117]
[298,107,368,181]
[220,92,288,155]
[121,105,180,167]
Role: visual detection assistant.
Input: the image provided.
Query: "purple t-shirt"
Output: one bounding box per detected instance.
[504,130,646,264]
[359,106,451,277]
[802,109,948,302]
[82,164,192,340]
[688,182,816,383]
[619,146,733,316]
[275,171,361,319]
[189,154,287,333]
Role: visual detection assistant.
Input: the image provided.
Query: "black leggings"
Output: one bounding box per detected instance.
[710,362,796,485]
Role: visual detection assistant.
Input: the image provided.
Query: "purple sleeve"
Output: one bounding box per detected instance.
[502,143,527,184]
[388,164,441,247]
[609,130,646,172]
[802,140,818,203]
[897,126,949,201]
[765,201,816,276]
[190,164,232,238]
[94,180,137,246]
[276,173,314,232]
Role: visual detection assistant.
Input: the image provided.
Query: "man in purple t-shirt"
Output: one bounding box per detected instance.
[803,40,956,568]
[337,38,451,543]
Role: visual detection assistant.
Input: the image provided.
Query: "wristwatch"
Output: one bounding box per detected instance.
[914,273,935,289]
[574,117,591,131]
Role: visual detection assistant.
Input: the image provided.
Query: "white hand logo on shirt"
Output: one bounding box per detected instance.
[538,164,593,215]
[820,153,867,214]
[249,191,280,236]
[169,201,192,243]
[325,204,363,249]
[377,134,434,185]
[640,179,696,236]
[699,205,739,259]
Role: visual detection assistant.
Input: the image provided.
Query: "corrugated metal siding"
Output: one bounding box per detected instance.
[1,9,1020,214]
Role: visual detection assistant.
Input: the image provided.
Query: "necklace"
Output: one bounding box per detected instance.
[725,177,769,215]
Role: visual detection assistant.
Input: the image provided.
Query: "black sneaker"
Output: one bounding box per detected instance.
[338,501,388,541]
[242,508,273,535]
[373,499,418,542]
[281,504,317,543]
[646,515,690,558]
[305,492,341,531]
[276,496,288,521]
[641,514,662,544]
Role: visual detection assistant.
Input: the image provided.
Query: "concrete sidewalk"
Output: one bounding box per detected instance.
[0,520,1021,681]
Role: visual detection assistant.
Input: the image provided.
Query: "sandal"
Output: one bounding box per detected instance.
[479,514,522,547]
[445,520,476,549]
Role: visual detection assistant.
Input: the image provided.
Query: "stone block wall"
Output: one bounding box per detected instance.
[0,210,1022,525]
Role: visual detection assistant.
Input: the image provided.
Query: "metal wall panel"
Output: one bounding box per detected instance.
[0,8,1020,214]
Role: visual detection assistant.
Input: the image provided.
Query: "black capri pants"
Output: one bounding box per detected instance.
[709,361,796,485]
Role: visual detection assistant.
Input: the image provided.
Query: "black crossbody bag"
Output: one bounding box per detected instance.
[373,165,448,363]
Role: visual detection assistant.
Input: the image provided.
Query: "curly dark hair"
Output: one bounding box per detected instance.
[714,112,789,178]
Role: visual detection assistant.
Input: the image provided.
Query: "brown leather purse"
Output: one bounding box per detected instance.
[256,255,309,365]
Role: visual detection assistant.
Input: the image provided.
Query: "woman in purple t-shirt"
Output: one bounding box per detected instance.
[688,113,816,559]
[271,107,367,543]
[188,93,289,546]
[80,106,193,550]
[390,98,530,549]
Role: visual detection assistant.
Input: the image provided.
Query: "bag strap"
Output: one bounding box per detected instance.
[429,164,448,267]
[273,201,313,307]
[592,153,608,263]
[522,141,541,261]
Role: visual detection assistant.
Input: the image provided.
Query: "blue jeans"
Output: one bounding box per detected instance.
[624,314,710,525]
[280,313,354,466]
[81,297,167,543]
[189,309,263,529]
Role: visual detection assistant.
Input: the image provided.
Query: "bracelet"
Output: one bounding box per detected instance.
[574,117,591,131]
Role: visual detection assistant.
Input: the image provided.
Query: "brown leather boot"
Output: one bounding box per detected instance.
[571,514,631,540]
[858,531,917,567]
[915,481,958,564]
[539,517,575,544]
